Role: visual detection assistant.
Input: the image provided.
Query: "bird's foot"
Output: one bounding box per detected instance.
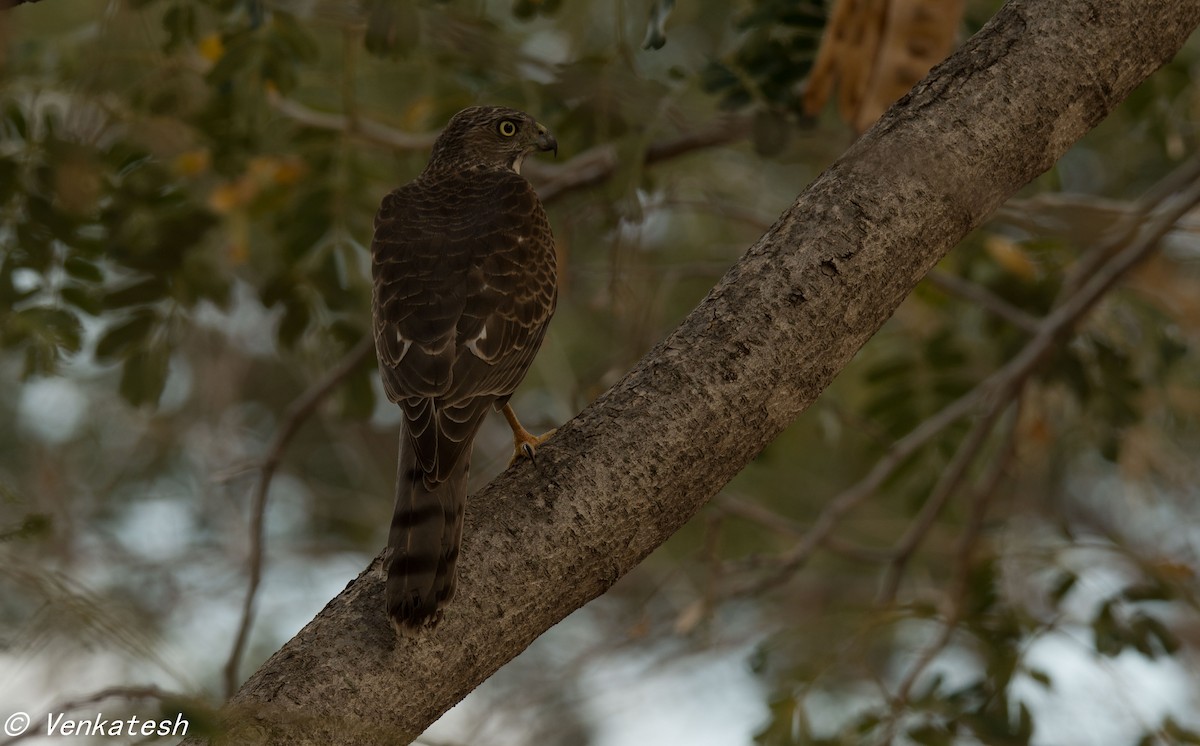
[510,427,556,466]
[501,403,555,466]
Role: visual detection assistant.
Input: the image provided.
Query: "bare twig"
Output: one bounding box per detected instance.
[268,90,438,152]
[724,384,989,597]
[881,402,1020,739]
[715,494,891,563]
[268,89,750,208]
[1057,156,1200,299]
[925,269,1041,333]
[535,115,751,204]
[222,336,375,698]
[877,397,1009,604]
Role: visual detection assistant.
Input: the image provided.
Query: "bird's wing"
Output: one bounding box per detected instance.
[371,169,556,482]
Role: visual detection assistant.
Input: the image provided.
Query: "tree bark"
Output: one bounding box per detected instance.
[188,0,1200,743]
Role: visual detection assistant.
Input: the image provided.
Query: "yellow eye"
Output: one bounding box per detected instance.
[498,120,518,137]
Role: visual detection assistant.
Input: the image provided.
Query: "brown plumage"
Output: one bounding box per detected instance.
[371,106,558,634]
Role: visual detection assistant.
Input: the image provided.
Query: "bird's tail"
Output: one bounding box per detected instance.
[385,432,468,634]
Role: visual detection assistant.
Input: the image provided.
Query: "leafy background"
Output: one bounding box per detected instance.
[2,1,1200,744]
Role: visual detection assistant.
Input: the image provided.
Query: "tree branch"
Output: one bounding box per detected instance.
[187,2,1200,743]
[882,400,1021,739]
[267,90,439,152]
[268,88,751,206]
[925,269,1041,333]
[534,115,750,203]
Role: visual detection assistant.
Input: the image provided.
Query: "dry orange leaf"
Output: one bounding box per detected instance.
[804,0,964,133]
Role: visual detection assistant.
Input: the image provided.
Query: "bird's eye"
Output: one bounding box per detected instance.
[498,120,518,137]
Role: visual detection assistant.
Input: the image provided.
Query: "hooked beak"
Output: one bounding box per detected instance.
[534,123,558,157]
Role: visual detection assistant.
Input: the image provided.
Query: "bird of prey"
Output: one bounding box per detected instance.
[371,105,559,634]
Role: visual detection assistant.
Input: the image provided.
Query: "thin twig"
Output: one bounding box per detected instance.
[925,269,1041,333]
[876,397,1009,604]
[715,494,891,563]
[268,90,438,151]
[536,115,751,204]
[268,89,750,208]
[1057,156,1200,299]
[221,336,375,698]
[725,384,987,597]
[881,402,1020,741]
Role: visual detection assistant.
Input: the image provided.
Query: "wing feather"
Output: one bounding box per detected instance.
[371,168,556,481]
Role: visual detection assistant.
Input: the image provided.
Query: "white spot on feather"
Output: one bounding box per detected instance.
[465,326,489,358]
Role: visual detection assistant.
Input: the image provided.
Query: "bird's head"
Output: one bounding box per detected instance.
[426,105,558,175]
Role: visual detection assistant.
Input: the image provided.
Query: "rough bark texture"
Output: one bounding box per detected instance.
[189,1,1200,743]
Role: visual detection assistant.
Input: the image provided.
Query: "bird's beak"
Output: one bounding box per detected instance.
[535,123,558,157]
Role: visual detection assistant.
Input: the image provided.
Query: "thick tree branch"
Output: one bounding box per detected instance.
[189,1,1200,743]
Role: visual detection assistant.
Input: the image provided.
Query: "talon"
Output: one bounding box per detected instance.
[502,403,555,467]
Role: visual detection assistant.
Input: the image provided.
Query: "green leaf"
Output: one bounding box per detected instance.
[1163,716,1200,744]
[24,341,58,377]
[1121,582,1174,603]
[1092,601,1124,657]
[512,0,561,20]
[27,194,78,244]
[0,157,20,204]
[641,0,675,50]
[0,513,53,542]
[1025,668,1053,689]
[339,366,375,420]
[699,61,740,93]
[4,100,28,140]
[119,342,170,407]
[1136,613,1181,656]
[270,12,320,62]
[163,3,197,52]
[260,273,293,308]
[1015,701,1033,743]
[176,250,231,308]
[63,256,104,283]
[103,276,169,308]
[908,723,952,746]
[12,306,84,353]
[60,283,103,315]
[17,222,55,272]
[364,0,419,59]
[206,33,264,87]
[1049,571,1077,604]
[95,309,158,362]
[278,297,310,348]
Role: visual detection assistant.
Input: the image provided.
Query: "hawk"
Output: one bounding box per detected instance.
[371,106,559,634]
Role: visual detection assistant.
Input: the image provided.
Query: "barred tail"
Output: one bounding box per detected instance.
[385,432,469,634]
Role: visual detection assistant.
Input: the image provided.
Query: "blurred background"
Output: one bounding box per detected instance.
[2,0,1200,744]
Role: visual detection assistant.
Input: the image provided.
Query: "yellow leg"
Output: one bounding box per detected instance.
[501,403,555,465]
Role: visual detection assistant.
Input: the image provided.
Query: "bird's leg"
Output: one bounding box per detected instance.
[501,403,555,465]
